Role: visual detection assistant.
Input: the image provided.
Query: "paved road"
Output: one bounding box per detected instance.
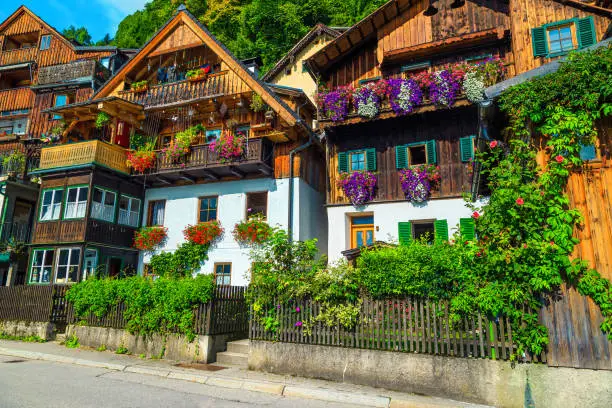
[0,354,355,408]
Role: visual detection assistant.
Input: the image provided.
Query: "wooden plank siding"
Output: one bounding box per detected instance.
[0,86,33,112]
[327,106,477,204]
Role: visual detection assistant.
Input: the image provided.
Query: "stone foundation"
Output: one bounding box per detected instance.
[0,321,56,340]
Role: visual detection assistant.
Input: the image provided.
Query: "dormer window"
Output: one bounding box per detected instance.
[40,35,52,51]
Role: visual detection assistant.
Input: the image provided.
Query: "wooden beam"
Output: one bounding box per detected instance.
[148,41,203,58]
[156,175,173,185]
[229,166,245,178]
[179,172,197,183]
[258,165,272,176]
[61,119,79,139]
[200,169,219,180]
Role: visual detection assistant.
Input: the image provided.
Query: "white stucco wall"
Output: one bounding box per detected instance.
[326,198,474,263]
[139,177,325,286]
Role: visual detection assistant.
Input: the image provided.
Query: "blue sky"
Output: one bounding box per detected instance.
[1,0,147,41]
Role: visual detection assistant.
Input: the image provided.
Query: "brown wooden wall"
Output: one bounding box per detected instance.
[274,141,326,193]
[509,0,610,75]
[327,105,478,205]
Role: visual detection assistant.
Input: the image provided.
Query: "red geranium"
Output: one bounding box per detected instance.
[555,155,564,163]
[183,220,223,245]
[233,215,272,245]
[472,211,480,219]
[133,226,167,251]
[127,150,157,173]
[516,197,524,205]
[489,140,498,148]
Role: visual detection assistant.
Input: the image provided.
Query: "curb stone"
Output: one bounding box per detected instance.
[167,371,209,383]
[125,366,170,377]
[283,386,390,407]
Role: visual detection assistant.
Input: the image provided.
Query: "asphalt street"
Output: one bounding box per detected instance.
[0,354,356,408]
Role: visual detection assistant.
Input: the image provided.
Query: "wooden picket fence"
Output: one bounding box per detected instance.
[66,285,248,336]
[0,285,69,324]
[250,297,541,361]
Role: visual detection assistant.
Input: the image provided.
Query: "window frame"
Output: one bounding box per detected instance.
[214,262,232,286]
[118,194,141,227]
[90,186,117,223]
[198,196,218,223]
[245,191,268,219]
[38,187,64,222]
[29,248,55,284]
[54,247,81,284]
[39,35,52,51]
[407,143,428,166]
[400,61,431,78]
[546,23,576,57]
[147,199,166,226]
[205,128,222,143]
[82,248,98,281]
[349,150,367,172]
[411,219,436,243]
[63,184,89,220]
[350,215,375,249]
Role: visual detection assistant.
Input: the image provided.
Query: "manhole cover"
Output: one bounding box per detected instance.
[3,359,26,363]
[175,363,227,372]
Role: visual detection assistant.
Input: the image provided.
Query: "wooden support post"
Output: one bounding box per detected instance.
[109,117,118,145]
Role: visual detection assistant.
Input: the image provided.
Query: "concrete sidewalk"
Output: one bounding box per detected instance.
[0,340,491,408]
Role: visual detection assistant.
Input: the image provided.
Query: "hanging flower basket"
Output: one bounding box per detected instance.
[387,78,423,115]
[233,215,272,245]
[338,171,377,206]
[352,80,387,119]
[183,220,223,246]
[398,164,440,203]
[209,129,246,162]
[126,149,157,173]
[429,70,461,107]
[133,226,167,251]
[186,66,210,82]
[318,86,352,122]
[130,80,149,93]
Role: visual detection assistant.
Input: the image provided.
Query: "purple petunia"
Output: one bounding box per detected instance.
[319,87,351,122]
[399,167,431,202]
[429,70,461,107]
[338,171,377,206]
[387,78,423,115]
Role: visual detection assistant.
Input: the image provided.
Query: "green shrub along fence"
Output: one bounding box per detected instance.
[250,297,543,362]
[66,285,249,336]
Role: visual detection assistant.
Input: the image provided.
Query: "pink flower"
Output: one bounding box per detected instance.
[555,155,564,163]
[516,197,524,205]
[294,321,303,327]
[295,306,301,313]
[489,140,498,148]
[472,211,480,219]
[523,243,528,249]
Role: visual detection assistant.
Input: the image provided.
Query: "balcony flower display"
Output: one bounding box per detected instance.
[133,226,167,251]
[352,80,387,119]
[126,149,157,173]
[399,164,441,203]
[183,220,223,246]
[318,86,352,122]
[233,214,272,245]
[162,126,201,162]
[131,80,148,93]
[387,78,423,115]
[209,129,246,161]
[186,65,211,82]
[429,70,461,107]
[338,171,377,206]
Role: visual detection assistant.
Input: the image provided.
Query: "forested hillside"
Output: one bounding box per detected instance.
[112,0,386,72]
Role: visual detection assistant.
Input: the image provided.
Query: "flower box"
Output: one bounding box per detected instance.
[233,215,272,245]
[184,220,223,245]
[133,226,167,251]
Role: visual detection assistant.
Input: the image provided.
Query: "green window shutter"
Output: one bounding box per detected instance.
[459,218,476,240]
[460,136,475,162]
[531,26,548,57]
[395,145,408,169]
[426,140,437,164]
[398,222,412,245]
[337,152,348,173]
[434,219,449,244]
[366,148,377,171]
[576,17,596,49]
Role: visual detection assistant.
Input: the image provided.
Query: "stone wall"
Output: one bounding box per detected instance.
[249,340,612,408]
[67,325,230,363]
[0,321,56,340]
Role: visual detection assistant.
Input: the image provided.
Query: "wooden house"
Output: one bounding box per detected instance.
[0,6,133,286]
[35,6,326,285]
[306,0,610,261]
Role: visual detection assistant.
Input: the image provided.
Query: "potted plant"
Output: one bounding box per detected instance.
[337,171,377,206]
[233,214,272,245]
[126,138,157,173]
[209,129,246,162]
[398,164,440,203]
[250,94,266,112]
[387,78,423,115]
[95,112,111,129]
[2,151,26,178]
[133,226,167,251]
[183,220,224,245]
[186,65,211,82]
[131,80,149,93]
[162,126,201,162]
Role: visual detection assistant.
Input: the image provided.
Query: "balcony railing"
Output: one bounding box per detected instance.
[37,59,110,86]
[0,222,31,244]
[39,140,130,174]
[0,87,34,113]
[0,47,36,66]
[117,71,247,108]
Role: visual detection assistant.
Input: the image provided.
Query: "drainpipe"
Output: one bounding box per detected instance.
[471,99,493,201]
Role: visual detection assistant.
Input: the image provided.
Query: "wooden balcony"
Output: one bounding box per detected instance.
[39,140,130,174]
[32,219,136,247]
[37,59,110,87]
[117,71,248,109]
[0,47,36,66]
[136,137,273,184]
[0,87,34,113]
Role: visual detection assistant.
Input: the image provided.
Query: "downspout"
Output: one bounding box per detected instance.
[472,99,493,201]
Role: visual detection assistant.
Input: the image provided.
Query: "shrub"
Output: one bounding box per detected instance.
[65,335,79,348]
[149,241,210,278]
[184,221,223,246]
[66,275,215,340]
[133,227,167,251]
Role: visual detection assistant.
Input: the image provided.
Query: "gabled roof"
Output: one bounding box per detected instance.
[94,6,302,128]
[262,24,343,82]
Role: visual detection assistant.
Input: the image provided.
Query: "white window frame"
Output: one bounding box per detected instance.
[54,247,81,284]
[118,195,141,227]
[29,249,54,284]
[90,187,116,223]
[39,35,52,51]
[64,186,88,220]
[39,188,63,221]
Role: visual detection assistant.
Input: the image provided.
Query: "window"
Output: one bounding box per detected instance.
[235,125,250,138]
[460,136,476,162]
[400,61,431,77]
[532,17,596,58]
[350,151,366,171]
[465,54,493,65]
[338,148,377,173]
[199,197,218,223]
[579,144,597,161]
[412,221,435,243]
[39,35,52,51]
[246,192,267,219]
[119,196,141,227]
[350,215,374,249]
[64,186,88,219]
[82,249,98,281]
[91,187,116,222]
[358,77,381,85]
[214,263,231,286]
[147,200,166,226]
[395,141,436,169]
[408,144,427,166]
[30,249,54,284]
[39,189,63,221]
[55,248,80,284]
[205,129,221,143]
[100,57,111,69]
[398,219,448,245]
[53,94,67,120]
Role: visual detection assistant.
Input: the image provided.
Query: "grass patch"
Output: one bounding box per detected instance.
[0,332,46,343]
[64,335,80,349]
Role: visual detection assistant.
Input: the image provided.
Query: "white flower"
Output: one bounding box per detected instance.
[463,71,485,103]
